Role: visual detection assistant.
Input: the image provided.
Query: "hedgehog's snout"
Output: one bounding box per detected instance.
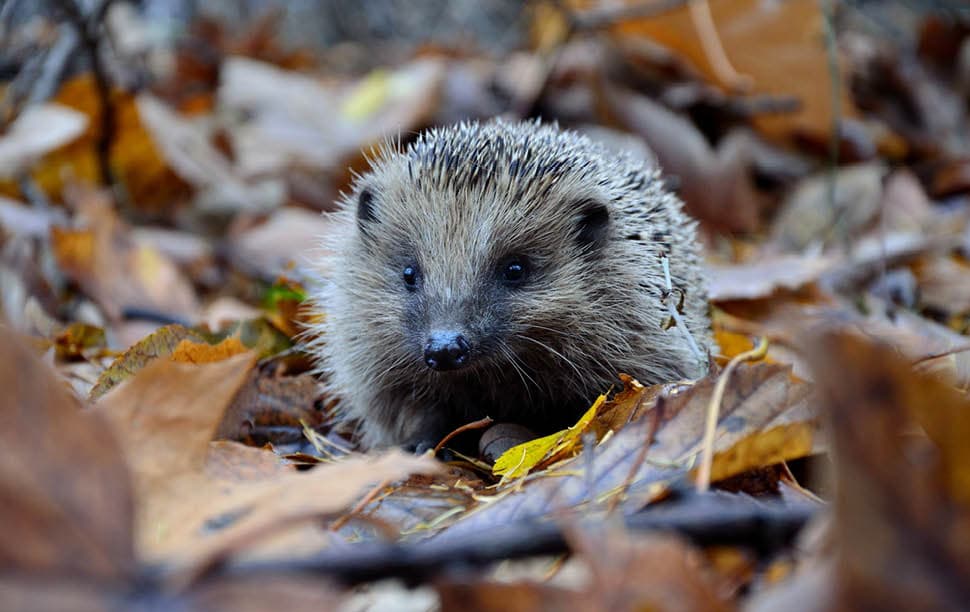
[424,331,471,371]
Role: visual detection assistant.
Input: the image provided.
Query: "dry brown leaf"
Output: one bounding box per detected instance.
[0,104,87,177]
[808,329,970,610]
[436,579,580,612]
[136,94,283,214]
[599,84,765,232]
[50,188,199,321]
[214,370,327,444]
[95,352,257,493]
[162,450,440,570]
[230,206,336,280]
[183,576,343,612]
[913,254,970,316]
[569,527,731,612]
[706,254,836,302]
[219,57,444,178]
[170,336,250,364]
[89,324,207,399]
[771,162,887,250]
[27,75,191,216]
[94,350,437,566]
[880,169,935,232]
[0,327,135,582]
[609,0,857,144]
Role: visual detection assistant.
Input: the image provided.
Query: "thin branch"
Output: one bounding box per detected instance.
[660,255,704,366]
[217,493,816,586]
[695,337,768,493]
[52,0,120,193]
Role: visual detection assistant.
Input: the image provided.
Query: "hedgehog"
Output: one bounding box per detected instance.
[308,119,713,450]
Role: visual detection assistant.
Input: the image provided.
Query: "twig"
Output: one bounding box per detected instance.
[433,416,494,455]
[220,492,815,585]
[329,478,391,532]
[52,0,121,195]
[821,0,844,251]
[695,337,769,493]
[28,24,78,105]
[660,255,704,366]
[912,345,970,366]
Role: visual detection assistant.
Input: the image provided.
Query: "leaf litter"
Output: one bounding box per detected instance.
[3,1,970,610]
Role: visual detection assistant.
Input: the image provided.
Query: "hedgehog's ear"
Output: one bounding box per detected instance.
[575,200,610,252]
[356,188,377,231]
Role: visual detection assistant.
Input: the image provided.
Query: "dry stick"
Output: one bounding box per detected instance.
[660,255,704,366]
[54,0,121,193]
[687,0,752,92]
[224,494,815,586]
[820,0,845,252]
[912,345,970,366]
[173,509,398,592]
[433,416,494,455]
[695,337,768,493]
[329,478,392,532]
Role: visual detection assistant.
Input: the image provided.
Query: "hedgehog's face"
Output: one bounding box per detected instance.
[348,175,613,379]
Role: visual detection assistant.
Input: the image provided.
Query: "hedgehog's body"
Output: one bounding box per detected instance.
[309,120,713,449]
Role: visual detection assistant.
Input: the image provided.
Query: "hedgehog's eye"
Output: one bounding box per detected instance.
[499,256,528,287]
[402,264,419,289]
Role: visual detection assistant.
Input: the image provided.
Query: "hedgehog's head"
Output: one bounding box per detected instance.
[336,121,630,384]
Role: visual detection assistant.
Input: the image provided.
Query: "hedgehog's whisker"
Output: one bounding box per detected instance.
[498,341,538,406]
[372,352,415,386]
[514,334,587,390]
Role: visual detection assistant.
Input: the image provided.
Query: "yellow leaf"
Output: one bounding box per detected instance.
[705,422,817,483]
[50,226,96,277]
[341,69,390,121]
[493,394,605,480]
[89,324,204,399]
[170,336,250,364]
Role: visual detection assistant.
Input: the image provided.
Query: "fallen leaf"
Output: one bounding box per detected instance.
[808,329,970,610]
[214,370,327,445]
[95,352,257,494]
[89,324,207,399]
[219,57,444,178]
[94,351,437,566]
[137,94,283,214]
[50,188,199,321]
[0,326,134,581]
[569,526,731,612]
[230,206,335,280]
[913,254,970,316]
[706,254,836,301]
[771,162,887,250]
[170,336,250,364]
[600,84,765,232]
[610,0,858,144]
[0,104,87,177]
[493,395,603,480]
[28,75,191,216]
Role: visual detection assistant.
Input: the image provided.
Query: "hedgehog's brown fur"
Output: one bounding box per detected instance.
[308,119,713,449]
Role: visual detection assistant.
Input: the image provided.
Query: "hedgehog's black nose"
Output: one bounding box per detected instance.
[424,332,470,371]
